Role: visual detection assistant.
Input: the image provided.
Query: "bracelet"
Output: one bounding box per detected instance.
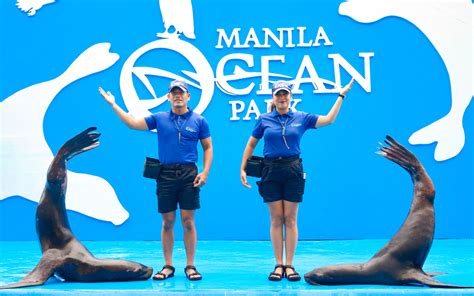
[339,93,345,100]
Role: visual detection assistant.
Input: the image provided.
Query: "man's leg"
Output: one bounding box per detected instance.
[180,209,196,265]
[181,209,203,280]
[157,211,176,278]
[178,164,202,280]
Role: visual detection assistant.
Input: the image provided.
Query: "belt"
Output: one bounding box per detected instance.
[264,155,300,164]
[161,163,196,170]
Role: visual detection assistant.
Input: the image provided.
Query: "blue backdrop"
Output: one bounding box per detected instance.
[1,0,472,240]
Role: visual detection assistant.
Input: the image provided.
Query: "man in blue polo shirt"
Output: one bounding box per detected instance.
[99,80,212,281]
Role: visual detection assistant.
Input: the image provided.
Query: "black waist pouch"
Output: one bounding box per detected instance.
[143,157,161,179]
[245,156,264,178]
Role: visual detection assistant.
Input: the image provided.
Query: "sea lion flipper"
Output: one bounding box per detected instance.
[378,136,422,175]
[58,127,101,160]
[0,250,64,289]
[407,271,473,288]
[2,128,152,289]
[425,271,447,277]
[378,136,435,203]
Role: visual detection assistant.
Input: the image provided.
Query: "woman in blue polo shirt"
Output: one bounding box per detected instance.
[240,79,354,281]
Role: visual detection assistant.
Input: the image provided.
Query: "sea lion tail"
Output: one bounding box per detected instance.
[0,250,64,289]
[407,271,473,289]
[425,271,446,277]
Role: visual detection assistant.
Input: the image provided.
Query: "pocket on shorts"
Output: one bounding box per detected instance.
[261,165,269,178]
[296,178,306,196]
[256,180,265,199]
[289,162,304,179]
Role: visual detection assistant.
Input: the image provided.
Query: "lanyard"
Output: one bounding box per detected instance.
[278,116,290,150]
[173,116,188,144]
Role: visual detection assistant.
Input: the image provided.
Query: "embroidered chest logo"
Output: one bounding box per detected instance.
[185,126,197,133]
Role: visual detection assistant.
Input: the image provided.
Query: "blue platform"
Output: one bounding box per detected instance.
[0,239,473,295]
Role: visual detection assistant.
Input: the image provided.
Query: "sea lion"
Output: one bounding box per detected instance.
[304,136,471,288]
[0,127,152,289]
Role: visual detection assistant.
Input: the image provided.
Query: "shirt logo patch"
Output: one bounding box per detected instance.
[290,123,302,127]
[185,126,197,133]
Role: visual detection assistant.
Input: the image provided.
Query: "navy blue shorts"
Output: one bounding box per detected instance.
[156,164,200,213]
[257,156,305,203]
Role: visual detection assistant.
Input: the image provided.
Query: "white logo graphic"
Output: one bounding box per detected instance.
[120,38,215,119]
[290,123,302,127]
[4,1,466,226]
[16,0,55,16]
[339,0,473,161]
[185,126,197,133]
[0,43,130,225]
[121,2,373,123]
[120,0,213,120]
[157,0,195,39]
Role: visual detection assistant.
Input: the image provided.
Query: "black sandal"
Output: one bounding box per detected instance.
[152,265,175,280]
[284,265,301,281]
[184,265,202,281]
[268,264,285,281]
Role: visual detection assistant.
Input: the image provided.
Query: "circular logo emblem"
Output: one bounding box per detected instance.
[120,39,214,119]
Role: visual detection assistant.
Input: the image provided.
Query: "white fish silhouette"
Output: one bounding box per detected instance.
[16,0,55,16]
[157,0,196,39]
[339,0,472,161]
[0,43,129,225]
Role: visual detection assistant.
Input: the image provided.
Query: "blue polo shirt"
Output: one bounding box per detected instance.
[252,109,318,158]
[145,109,211,164]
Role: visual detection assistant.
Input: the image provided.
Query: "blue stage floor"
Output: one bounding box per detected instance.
[0,240,473,295]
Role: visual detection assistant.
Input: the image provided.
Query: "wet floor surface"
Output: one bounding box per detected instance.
[0,240,473,295]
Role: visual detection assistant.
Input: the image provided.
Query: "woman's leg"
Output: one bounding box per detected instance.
[283,200,299,276]
[267,200,284,275]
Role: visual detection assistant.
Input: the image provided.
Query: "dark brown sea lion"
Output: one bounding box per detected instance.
[0,127,152,289]
[304,136,471,288]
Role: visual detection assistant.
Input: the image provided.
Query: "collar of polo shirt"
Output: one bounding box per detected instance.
[169,108,193,119]
[270,108,294,118]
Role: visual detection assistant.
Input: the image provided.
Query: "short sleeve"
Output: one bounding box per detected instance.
[251,117,264,139]
[303,113,319,130]
[144,115,157,130]
[198,117,211,139]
